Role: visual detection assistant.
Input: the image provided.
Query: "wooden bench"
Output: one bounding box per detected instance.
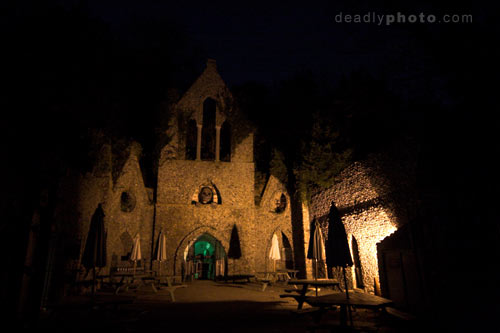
[280,287,318,308]
[224,274,255,283]
[385,307,416,321]
[155,275,187,302]
[258,279,271,291]
[280,293,311,309]
[290,307,328,324]
[111,273,159,294]
[140,276,159,292]
[284,288,316,294]
[306,321,379,332]
[162,284,187,302]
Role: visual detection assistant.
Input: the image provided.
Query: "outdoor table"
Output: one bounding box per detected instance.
[277,269,299,280]
[304,292,394,328]
[111,272,149,294]
[282,279,341,309]
[256,271,289,291]
[258,271,290,282]
[154,274,181,287]
[154,274,187,302]
[223,274,255,283]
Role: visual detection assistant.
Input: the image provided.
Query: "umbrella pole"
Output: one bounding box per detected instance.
[158,261,161,288]
[315,259,318,296]
[342,266,349,298]
[92,266,96,298]
[343,266,353,327]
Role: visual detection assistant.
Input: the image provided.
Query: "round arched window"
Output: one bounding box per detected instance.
[120,191,136,212]
[271,192,287,213]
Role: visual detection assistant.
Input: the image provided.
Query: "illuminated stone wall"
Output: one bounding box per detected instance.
[156,159,256,275]
[155,60,294,277]
[161,59,235,162]
[61,60,295,281]
[103,142,155,273]
[155,166,294,276]
[310,147,417,293]
[55,142,154,278]
[254,175,294,272]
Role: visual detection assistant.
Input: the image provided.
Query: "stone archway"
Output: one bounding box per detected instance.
[174,226,230,279]
[184,233,227,280]
[265,228,294,271]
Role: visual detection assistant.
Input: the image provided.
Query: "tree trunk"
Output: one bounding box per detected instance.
[286,166,307,279]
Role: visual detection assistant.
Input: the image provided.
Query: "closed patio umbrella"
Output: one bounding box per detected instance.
[269,233,281,272]
[325,201,354,325]
[307,218,326,281]
[154,230,167,277]
[130,234,142,276]
[81,203,107,297]
[228,224,242,278]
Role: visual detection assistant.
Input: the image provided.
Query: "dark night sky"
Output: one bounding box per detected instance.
[1,0,495,195]
[80,0,366,85]
[2,0,496,181]
[42,0,492,120]
[57,0,464,90]
[4,0,493,111]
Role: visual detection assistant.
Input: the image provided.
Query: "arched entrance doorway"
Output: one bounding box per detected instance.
[184,233,226,280]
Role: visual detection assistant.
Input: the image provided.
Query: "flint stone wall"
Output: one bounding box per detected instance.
[310,149,417,293]
[254,175,294,273]
[55,143,154,279]
[156,159,258,275]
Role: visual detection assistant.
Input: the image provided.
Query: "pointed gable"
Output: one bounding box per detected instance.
[175,59,233,125]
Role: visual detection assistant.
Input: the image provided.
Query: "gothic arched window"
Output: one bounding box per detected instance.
[201,98,216,160]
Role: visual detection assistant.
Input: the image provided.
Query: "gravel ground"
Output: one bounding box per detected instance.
[36,280,422,332]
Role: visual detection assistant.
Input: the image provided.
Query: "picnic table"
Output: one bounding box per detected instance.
[256,271,290,291]
[223,274,255,283]
[111,272,155,294]
[153,274,187,302]
[280,279,341,309]
[303,292,394,330]
[277,269,299,280]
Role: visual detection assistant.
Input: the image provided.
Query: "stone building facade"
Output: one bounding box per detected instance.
[309,144,417,293]
[155,59,293,278]
[28,58,430,313]
[55,60,417,295]
[53,140,155,288]
[54,60,294,285]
